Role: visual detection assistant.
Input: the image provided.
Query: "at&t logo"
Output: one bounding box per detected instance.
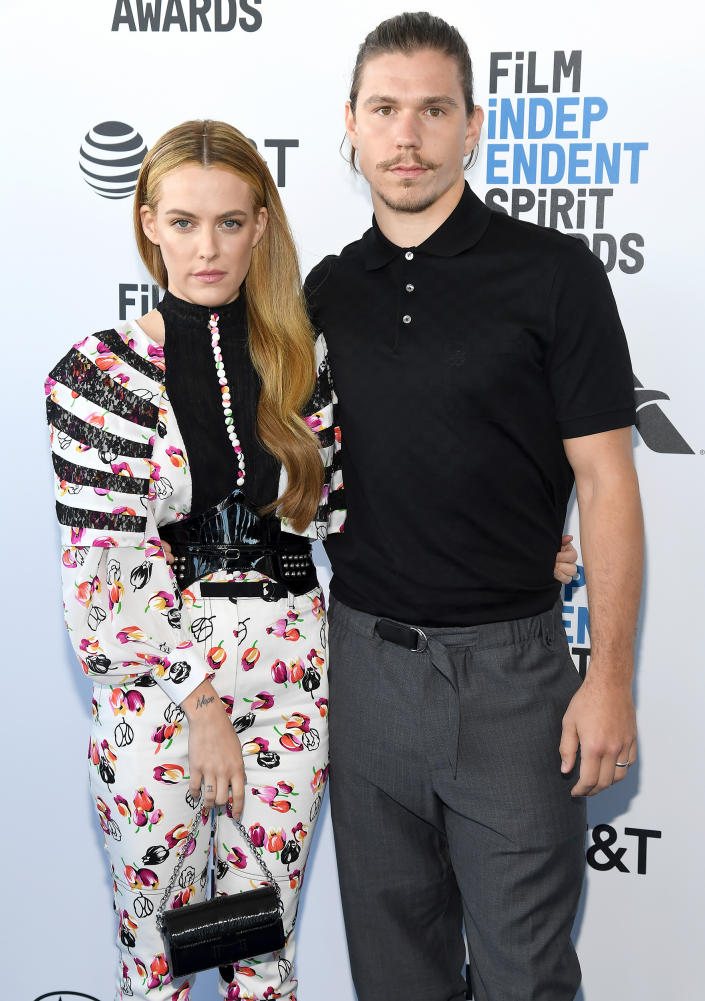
[81,126,297,199]
[587,824,661,875]
[79,122,147,199]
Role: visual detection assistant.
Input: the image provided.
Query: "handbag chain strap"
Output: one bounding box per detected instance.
[156,799,282,929]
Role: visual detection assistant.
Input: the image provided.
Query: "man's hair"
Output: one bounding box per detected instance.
[349,11,475,117]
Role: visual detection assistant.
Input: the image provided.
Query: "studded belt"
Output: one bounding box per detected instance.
[160,487,318,595]
[166,542,317,595]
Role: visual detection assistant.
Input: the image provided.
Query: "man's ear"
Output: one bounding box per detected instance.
[344,100,359,151]
[464,105,485,157]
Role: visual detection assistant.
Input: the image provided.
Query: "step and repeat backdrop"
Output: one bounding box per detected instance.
[3,1,702,999]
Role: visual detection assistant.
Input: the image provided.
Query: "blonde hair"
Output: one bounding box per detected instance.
[134,120,323,532]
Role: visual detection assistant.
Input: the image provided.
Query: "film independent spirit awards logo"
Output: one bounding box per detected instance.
[77,122,693,456]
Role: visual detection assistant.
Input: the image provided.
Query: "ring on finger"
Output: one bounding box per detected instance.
[615,761,631,768]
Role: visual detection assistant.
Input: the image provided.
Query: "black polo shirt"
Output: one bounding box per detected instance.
[306,183,635,626]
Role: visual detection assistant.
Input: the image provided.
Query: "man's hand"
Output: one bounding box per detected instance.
[554,534,578,584]
[182,679,246,814]
[560,668,637,796]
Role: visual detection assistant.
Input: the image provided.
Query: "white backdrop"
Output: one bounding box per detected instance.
[2,2,703,999]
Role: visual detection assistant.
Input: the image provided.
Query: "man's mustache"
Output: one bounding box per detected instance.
[376,154,439,171]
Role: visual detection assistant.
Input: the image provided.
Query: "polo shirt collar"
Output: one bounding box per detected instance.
[360,182,492,271]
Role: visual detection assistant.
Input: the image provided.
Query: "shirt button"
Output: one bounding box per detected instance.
[405,251,414,261]
[402,314,412,324]
[405,283,415,293]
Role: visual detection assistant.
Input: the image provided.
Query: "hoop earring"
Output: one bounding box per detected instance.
[464,143,480,171]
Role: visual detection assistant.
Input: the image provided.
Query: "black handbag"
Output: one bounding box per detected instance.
[157,809,285,978]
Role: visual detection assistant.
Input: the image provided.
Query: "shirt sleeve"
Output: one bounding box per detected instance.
[46,335,208,704]
[546,239,636,439]
[278,331,345,539]
[303,258,332,332]
[58,517,208,706]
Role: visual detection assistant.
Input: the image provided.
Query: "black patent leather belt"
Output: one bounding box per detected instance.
[168,542,317,595]
[160,487,318,595]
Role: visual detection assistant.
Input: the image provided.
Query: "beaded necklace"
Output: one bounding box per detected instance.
[208,311,246,486]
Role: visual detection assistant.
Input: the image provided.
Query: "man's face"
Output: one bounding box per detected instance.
[345,47,483,214]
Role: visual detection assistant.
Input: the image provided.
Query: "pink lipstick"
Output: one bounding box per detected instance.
[193,270,226,283]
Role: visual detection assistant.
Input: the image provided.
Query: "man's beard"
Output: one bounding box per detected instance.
[373,155,441,214]
[375,184,439,214]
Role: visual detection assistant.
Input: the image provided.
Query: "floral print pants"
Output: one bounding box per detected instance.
[89,583,329,1001]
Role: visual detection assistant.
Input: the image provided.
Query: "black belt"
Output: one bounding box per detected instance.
[200,580,289,602]
[169,542,317,595]
[160,487,318,595]
[376,617,429,653]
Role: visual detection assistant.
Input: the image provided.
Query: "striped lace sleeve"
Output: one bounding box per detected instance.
[279,332,345,539]
[45,329,208,704]
[45,329,165,546]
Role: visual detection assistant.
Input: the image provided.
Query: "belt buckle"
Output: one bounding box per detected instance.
[224,548,241,560]
[410,626,428,653]
[377,617,428,653]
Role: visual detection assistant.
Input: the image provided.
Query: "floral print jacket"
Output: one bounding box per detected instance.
[45,320,344,706]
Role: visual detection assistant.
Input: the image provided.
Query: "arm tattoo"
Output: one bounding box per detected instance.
[196,694,216,709]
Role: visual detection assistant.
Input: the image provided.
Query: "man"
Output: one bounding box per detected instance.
[306,12,643,1001]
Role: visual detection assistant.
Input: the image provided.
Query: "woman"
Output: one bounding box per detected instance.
[45,120,343,1001]
[45,119,576,1001]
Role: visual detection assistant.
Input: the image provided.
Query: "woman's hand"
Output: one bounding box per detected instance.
[182,679,245,814]
[161,538,175,565]
[554,534,579,584]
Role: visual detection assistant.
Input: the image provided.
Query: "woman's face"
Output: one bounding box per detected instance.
[140,163,268,306]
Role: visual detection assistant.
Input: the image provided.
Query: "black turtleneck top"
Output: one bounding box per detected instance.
[158,290,279,516]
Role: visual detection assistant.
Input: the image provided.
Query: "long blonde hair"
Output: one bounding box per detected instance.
[134,120,323,532]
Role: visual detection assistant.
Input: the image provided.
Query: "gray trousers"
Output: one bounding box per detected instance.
[328,595,586,1001]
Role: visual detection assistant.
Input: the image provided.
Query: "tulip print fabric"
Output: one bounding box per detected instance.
[45,319,341,1000]
[92,582,329,1000]
[45,322,344,706]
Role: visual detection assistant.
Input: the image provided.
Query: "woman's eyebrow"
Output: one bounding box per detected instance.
[163,208,249,219]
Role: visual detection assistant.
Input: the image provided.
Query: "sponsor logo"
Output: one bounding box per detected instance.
[119,283,161,320]
[587,824,661,874]
[82,127,297,199]
[634,374,694,454]
[484,50,647,273]
[252,139,299,187]
[562,568,590,678]
[33,993,103,1001]
[79,122,147,200]
[112,0,262,32]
